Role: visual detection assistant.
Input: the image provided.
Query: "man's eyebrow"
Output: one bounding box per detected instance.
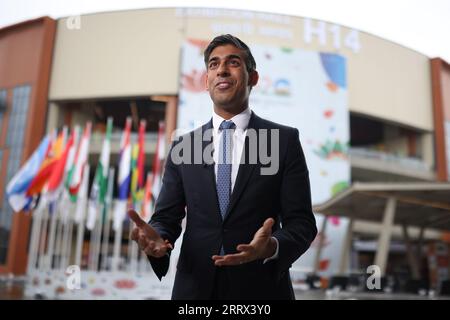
[208,54,243,63]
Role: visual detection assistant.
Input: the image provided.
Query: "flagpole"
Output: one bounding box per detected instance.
[64,203,73,267]
[111,212,123,271]
[111,200,126,271]
[64,203,75,268]
[26,203,43,274]
[45,199,60,270]
[92,205,104,272]
[87,199,98,271]
[75,204,86,269]
[88,206,99,271]
[94,207,102,272]
[128,218,139,273]
[74,207,86,269]
[60,198,74,270]
[100,168,115,271]
[74,205,86,269]
[74,165,89,269]
[38,204,49,270]
[54,198,64,269]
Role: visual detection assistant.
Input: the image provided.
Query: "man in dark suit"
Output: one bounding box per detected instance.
[129,34,317,300]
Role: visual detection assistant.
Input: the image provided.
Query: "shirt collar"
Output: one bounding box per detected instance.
[212,107,251,134]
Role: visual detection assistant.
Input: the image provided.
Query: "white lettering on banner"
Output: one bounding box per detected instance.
[329,24,341,49]
[304,18,361,53]
[259,26,293,39]
[304,19,327,45]
[176,8,361,52]
[255,12,291,25]
[211,24,294,40]
[344,29,361,53]
[176,8,291,25]
[211,23,254,36]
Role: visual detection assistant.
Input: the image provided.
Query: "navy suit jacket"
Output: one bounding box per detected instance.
[148,112,317,299]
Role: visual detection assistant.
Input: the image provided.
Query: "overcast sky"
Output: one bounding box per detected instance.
[1,0,450,61]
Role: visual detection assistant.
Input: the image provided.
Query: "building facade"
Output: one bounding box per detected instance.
[0,8,449,280]
[0,17,56,274]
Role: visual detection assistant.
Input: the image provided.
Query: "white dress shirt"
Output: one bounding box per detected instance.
[212,107,279,262]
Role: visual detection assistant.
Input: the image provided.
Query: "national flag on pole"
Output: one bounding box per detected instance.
[137,120,146,191]
[113,117,132,231]
[130,143,140,207]
[102,168,115,225]
[87,118,113,230]
[26,128,67,197]
[134,120,146,207]
[46,127,77,202]
[68,122,92,202]
[6,134,51,212]
[151,121,166,200]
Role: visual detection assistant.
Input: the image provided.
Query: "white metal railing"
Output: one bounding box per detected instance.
[349,147,432,172]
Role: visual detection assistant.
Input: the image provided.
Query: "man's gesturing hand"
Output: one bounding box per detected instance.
[128,209,173,258]
[212,218,277,266]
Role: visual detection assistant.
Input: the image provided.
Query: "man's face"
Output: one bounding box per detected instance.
[205,44,257,112]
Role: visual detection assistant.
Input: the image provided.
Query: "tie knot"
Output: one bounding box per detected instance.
[219,120,236,131]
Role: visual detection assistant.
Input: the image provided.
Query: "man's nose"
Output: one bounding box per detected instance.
[217,62,230,77]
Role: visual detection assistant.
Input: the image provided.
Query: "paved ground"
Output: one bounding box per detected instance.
[1,277,450,300]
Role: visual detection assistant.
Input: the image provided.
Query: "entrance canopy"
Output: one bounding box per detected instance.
[313,182,450,230]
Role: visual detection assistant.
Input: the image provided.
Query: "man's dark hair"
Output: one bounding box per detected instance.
[204,34,256,73]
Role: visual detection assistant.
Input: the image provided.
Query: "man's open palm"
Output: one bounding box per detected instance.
[212,218,276,266]
[128,209,173,258]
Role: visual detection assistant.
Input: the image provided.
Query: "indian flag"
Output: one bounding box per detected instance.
[87,117,113,230]
[68,122,92,202]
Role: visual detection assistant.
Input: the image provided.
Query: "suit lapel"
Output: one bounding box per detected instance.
[199,120,222,222]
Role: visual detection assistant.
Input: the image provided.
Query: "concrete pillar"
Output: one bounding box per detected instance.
[338,218,354,275]
[374,197,397,276]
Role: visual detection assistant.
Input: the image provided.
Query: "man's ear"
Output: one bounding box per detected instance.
[205,72,209,91]
[249,70,259,87]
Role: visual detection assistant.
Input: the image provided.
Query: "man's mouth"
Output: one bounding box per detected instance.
[216,81,232,90]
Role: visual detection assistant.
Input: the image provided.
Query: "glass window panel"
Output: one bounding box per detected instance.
[0,85,31,265]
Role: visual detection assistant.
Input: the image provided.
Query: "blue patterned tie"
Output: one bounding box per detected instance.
[217,120,236,219]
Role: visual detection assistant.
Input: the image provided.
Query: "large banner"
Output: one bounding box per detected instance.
[178,40,350,277]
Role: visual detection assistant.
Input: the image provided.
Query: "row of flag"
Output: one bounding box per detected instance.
[6,117,166,231]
